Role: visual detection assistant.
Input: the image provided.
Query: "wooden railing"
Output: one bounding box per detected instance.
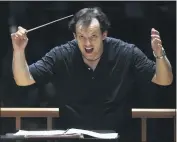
[0,108,59,130]
[0,108,176,142]
[132,108,176,142]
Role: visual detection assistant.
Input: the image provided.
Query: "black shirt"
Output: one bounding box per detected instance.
[29,37,156,132]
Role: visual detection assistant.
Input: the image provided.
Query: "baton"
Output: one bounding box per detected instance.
[26,14,73,33]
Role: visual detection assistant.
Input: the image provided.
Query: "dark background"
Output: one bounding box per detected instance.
[0,1,176,142]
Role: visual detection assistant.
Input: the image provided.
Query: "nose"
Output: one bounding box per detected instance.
[84,38,91,47]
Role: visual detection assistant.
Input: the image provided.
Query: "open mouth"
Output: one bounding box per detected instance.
[85,47,94,54]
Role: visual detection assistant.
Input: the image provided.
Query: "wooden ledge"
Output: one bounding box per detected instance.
[0,108,59,117]
[0,108,175,118]
[132,108,176,118]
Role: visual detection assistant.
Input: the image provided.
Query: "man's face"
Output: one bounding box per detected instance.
[74,18,107,61]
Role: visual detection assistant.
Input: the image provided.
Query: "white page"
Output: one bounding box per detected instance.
[13,130,65,136]
[13,128,118,139]
[65,128,118,139]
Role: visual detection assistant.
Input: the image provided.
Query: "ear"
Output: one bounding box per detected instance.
[73,33,76,39]
[102,31,108,40]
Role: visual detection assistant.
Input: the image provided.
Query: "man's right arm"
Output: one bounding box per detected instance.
[11,26,68,86]
[11,26,36,86]
[12,50,35,86]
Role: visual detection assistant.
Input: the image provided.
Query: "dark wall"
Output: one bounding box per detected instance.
[0,2,9,78]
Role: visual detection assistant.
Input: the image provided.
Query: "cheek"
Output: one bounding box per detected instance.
[77,38,85,45]
[94,39,102,46]
[77,41,84,50]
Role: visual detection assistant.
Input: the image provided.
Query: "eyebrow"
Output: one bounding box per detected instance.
[91,32,98,35]
[77,32,83,35]
[77,32,98,35]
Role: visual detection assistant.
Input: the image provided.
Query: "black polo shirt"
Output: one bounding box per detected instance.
[29,37,156,132]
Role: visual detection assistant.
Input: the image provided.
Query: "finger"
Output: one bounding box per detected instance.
[19,29,27,35]
[11,33,19,45]
[11,33,19,40]
[17,31,23,36]
[18,26,27,33]
[158,43,163,48]
[152,38,162,45]
[151,28,160,35]
[16,31,24,40]
[18,26,27,38]
[11,32,27,41]
[18,27,28,38]
[23,36,28,41]
[11,33,16,38]
[17,30,28,40]
[151,38,162,43]
[151,34,161,40]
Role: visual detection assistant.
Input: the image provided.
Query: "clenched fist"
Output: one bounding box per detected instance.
[11,26,28,51]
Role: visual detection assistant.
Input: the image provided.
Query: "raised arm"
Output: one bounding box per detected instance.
[12,26,35,86]
[150,28,173,86]
[132,28,173,86]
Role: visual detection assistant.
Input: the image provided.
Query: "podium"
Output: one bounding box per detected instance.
[0,108,176,142]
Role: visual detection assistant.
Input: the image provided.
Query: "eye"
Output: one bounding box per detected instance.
[79,35,84,38]
[92,35,97,38]
[91,35,97,40]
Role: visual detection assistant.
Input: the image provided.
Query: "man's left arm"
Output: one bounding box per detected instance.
[151,28,173,86]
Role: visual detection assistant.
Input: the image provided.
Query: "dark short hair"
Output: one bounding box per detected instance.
[68,7,111,33]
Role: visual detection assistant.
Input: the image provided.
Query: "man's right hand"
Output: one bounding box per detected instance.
[11,26,28,51]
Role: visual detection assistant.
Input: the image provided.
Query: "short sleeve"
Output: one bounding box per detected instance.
[132,46,156,82]
[29,46,63,85]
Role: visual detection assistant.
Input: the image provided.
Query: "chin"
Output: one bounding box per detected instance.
[83,54,100,61]
[82,53,93,59]
[83,54,93,58]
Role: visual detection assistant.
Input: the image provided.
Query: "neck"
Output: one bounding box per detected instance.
[83,46,104,70]
[84,58,100,71]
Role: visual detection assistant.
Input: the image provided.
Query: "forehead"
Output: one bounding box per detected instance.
[76,18,101,34]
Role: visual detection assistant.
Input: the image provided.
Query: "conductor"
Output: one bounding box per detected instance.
[11,7,173,142]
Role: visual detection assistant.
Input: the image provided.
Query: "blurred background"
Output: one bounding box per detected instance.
[0,1,176,142]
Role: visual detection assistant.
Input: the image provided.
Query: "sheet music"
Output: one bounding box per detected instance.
[14,130,65,136]
[13,128,118,139]
[65,128,118,139]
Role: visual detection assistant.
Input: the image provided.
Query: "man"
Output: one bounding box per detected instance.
[11,7,173,141]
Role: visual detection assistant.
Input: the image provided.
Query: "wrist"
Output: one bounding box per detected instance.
[13,49,25,59]
[153,47,166,59]
[13,49,25,54]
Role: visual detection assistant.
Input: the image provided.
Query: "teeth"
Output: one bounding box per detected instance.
[85,48,92,49]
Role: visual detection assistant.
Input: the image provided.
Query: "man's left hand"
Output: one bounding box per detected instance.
[151,28,163,57]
